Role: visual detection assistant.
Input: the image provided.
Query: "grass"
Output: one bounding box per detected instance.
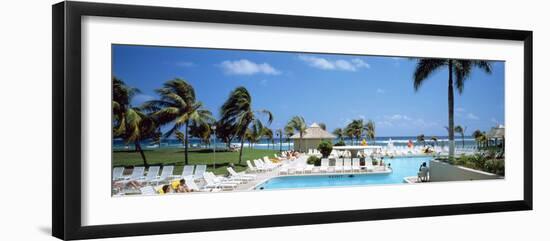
[113,147,279,175]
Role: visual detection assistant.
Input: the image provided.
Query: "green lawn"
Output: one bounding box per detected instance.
[113,147,279,175]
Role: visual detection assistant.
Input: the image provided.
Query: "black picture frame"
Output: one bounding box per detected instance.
[52,1,533,240]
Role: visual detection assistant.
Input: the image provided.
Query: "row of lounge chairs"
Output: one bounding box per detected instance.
[246,156,283,172]
[113,165,258,195]
[279,158,380,175]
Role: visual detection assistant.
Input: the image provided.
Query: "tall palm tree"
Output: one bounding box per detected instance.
[346,119,364,144]
[318,123,327,131]
[220,87,273,164]
[112,77,156,167]
[344,125,355,145]
[413,59,492,158]
[365,120,376,144]
[454,125,467,148]
[276,129,283,152]
[189,121,213,148]
[143,78,214,165]
[286,116,307,152]
[332,128,345,142]
[284,125,294,150]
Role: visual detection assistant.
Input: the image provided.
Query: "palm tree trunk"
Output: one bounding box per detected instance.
[448,60,455,158]
[238,137,245,164]
[135,141,149,167]
[462,134,465,148]
[279,137,282,152]
[184,120,189,165]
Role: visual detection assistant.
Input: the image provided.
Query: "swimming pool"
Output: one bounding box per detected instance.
[254,156,432,190]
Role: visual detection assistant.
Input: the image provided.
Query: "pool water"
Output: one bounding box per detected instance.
[255,156,432,190]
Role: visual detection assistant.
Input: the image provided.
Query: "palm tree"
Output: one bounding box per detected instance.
[263,128,274,149]
[220,87,273,164]
[332,128,345,142]
[276,129,283,152]
[286,116,306,152]
[472,129,483,149]
[417,134,426,147]
[112,77,156,167]
[318,123,327,131]
[175,130,185,146]
[413,59,492,158]
[365,120,376,144]
[346,119,364,144]
[284,125,294,150]
[454,125,467,148]
[143,78,214,165]
[344,125,355,145]
[189,121,213,148]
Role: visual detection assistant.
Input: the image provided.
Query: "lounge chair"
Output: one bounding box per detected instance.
[152,165,174,185]
[112,167,125,181]
[263,156,281,167]
[295,164,305,174]
[246,160,264,173]
[119,166,145,182]
[203,175,237,190]
[140,166,161,184]
[227,167,255,181]
[181,165,195,178]
[351,159,361,172]
[205,172,241,185]
[139,186,157,195]
[320,158,329,172]
[254,159,273,171]
[305,164,314,173]
[278,164,289,175]
[194,165,207,179]
[183,176,210,192]
[334,159,344,172]
[343,159,352,172]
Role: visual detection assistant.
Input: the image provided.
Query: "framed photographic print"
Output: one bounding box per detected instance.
[52,1,533,240]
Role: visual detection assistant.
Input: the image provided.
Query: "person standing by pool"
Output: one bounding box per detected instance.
[418,162,429,182]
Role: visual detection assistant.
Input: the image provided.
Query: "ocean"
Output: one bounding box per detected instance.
[113,136,478,151]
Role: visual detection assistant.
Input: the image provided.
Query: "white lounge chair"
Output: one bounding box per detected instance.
[205,172,241,185]
[183,176,210,192]
[194,165,207,178]
[139,186,157,195]
[181,165,195,178]
[263,156,280,167]
[246,160,263,172]
[120,166,145,182]
[254,159,273,171]
[278,164,289,175]
[334,159,344,172]
[203,175,237,190]
[227,167,255,181]
[343,159,352,172]
[295,164,305,174]
[320,158,329,172]
[140,166,160,184]
[112,167,125,181]
[305,164,314,173]
[152,165,174,185]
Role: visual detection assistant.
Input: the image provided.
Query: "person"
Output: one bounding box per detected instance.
[418,162,429,182]
[173,179,192,193]
[159,184,171,194]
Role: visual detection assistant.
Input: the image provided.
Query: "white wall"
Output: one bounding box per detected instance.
[0,0,548,241]
[429,160,501,181]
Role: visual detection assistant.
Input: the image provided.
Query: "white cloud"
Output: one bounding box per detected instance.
[466,113,480,120]
[387,114,412,121]
[220,59,281,75]
[298,55,370,71]
[376,88,385,94]
[176,61,195,67]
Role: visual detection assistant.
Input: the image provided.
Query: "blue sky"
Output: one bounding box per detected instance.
[113,45,504,137]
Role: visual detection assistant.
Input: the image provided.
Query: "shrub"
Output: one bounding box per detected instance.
[307,156,321,166]
[484,159,505,176]
[372,159,379,165]
[317,141,333,158]
[334,140,345,146]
